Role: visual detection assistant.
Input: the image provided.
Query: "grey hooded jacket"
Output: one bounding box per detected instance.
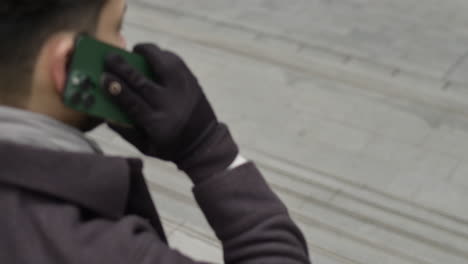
[0,107,310,264]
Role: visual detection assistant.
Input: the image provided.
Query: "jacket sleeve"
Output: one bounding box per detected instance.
[138,162,311,264]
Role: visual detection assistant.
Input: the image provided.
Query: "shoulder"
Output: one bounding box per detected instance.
[0,185,157,263]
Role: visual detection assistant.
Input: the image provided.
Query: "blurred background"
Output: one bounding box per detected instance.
[89,1,468,263]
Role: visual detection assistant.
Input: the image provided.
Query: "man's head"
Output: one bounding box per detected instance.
[0,0,127,130]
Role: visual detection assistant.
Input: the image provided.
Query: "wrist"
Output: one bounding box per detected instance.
[176,123,239,184]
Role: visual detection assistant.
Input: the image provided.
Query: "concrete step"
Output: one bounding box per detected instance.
[127,0,468,119]
[131,0,468,85]
[245,148,468,264]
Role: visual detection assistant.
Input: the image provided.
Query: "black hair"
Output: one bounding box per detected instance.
[0,0,107,106]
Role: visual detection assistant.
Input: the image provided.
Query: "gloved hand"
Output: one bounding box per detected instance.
[103,44,239,183]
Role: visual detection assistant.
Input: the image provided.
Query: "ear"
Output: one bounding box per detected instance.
[49,34,75,95]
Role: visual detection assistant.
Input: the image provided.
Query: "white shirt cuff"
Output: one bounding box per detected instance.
[228,155,248,170]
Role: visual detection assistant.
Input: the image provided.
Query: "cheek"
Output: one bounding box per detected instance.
[118,34,127,49]
[94,29,127,49]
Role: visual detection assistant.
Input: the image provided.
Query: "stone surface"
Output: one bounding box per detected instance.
[88,1,468,263]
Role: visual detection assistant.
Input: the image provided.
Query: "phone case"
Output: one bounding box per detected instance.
[63,35,153,126]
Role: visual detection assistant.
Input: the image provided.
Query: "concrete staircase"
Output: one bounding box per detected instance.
[89,1,468,263]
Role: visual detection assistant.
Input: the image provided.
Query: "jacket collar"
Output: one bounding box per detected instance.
[0,141,140,219]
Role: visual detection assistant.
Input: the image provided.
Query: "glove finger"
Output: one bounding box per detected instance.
[133,43,181,83]
[102,72,155,128]
[104,53,163,101]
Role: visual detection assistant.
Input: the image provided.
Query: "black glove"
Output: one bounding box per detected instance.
[103,44,239,183]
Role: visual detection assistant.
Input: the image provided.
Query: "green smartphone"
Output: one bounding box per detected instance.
[64,35,153,126]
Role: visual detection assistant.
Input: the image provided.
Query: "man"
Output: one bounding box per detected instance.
[0,1,311,263]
